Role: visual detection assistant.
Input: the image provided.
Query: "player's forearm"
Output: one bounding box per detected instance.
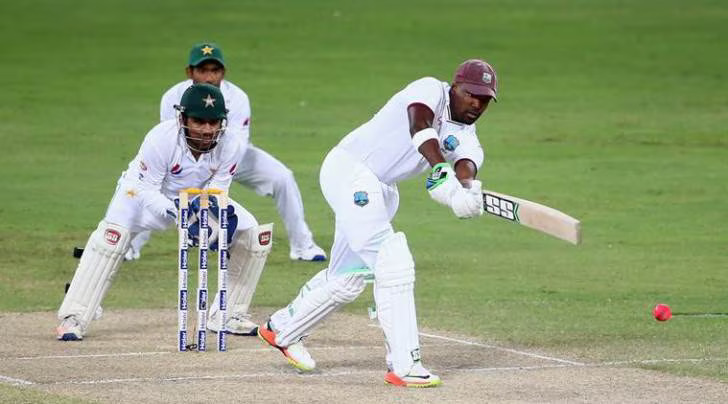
[417,138,446,167]
[454,159,478,188]
[137,186,176,219]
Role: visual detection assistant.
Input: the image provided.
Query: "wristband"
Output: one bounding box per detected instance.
[411,127,438,150]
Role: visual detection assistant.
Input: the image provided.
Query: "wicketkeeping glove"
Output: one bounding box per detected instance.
[187,195,238,251]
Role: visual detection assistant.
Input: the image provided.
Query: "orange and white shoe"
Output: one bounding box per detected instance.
[384,362,442,388]
[258,321,316,371]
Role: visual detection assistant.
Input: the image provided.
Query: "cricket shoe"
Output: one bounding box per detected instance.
[289,243,327,262]
[384,362,442,388]
[123,247,141,261]
[56,316,83,341]
[258,321,316,371]
[207,311,258,336]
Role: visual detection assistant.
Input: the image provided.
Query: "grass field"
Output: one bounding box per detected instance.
[1,0,726,399]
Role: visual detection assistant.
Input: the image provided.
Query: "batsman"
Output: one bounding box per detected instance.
[56,83,272,341]
[259,59,497,387]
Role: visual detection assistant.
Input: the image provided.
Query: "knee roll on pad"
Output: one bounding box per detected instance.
[329,274,366,304]
[374,232,415,288]
[58,220,131,330]
[212,223,273,315]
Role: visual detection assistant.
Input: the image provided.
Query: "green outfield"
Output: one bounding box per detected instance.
[1,0,726,397]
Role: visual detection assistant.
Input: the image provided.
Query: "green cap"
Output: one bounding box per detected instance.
[188,42,225,67]
[178,83,227,120]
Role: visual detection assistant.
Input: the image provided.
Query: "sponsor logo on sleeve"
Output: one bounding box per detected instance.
[258,231,272,246]
[353,191,369,207]
[104,229,121,245]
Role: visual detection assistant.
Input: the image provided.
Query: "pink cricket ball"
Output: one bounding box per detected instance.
[653,303,672,321]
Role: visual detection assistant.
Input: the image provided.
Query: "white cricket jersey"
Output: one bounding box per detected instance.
[161,79,252,146]
[337,77,484,185]
[120,120,242,219]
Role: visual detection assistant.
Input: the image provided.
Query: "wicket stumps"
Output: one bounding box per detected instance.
[178,188,229,352]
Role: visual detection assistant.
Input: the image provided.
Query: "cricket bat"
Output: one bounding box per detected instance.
[482,190,581,245]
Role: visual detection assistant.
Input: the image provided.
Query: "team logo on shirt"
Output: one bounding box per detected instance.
[353,191,369,207]
[171,164,183,175]
[443,135,460,151]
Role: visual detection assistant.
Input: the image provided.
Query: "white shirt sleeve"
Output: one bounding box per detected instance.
[135,132,176,219]
[160,87,177,122]
[400,77,445,115]
[222,82,251,145]
[160,81,192,122]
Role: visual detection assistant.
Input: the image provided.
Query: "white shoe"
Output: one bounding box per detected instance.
[56,316,83,341]
[289,243,327,262]
[124,247,140,261]
[258,321,316,371]
[384,361,442,388]
[207,311,258,336]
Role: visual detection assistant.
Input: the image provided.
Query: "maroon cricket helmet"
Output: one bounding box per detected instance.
[453,59,497,100]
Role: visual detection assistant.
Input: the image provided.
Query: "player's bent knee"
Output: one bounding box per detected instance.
[374,232,415,288]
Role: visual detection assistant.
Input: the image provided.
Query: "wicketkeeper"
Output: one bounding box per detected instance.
[57,83,272,340]
[258,59,497,387]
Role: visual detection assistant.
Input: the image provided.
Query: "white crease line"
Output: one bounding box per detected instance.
[457,364,573,373]
[369,324,585,366]
[0,374,34,385]
[15,351,170,360]
[8,344,458,361]
[418,331,584,366]
[50,369,382,385]
[602,357,728,366]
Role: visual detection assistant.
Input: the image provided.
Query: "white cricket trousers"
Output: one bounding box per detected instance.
[320,146,400,276]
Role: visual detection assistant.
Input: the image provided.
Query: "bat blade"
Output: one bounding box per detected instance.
[482,190,581,245]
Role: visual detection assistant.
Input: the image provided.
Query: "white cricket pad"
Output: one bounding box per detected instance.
[58,220,131,332]
[208,223,273,323]
[272,269,366,347]
[373,232,421,377]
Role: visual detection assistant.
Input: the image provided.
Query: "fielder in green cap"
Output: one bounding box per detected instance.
[189,42,226,67]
